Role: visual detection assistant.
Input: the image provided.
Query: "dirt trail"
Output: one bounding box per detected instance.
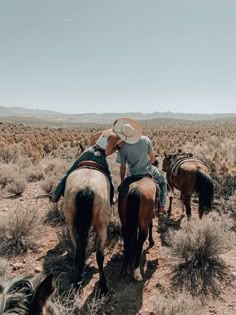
[1,184,236,314]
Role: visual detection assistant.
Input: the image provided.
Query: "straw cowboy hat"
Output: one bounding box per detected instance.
[113,118,142,144]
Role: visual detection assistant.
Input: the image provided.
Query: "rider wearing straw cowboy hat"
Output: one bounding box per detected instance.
[116,118,167,211]
[49,118,142,205]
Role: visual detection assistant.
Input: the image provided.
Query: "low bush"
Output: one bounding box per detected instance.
[0,164,19,188]
[25,165,44,182]
[40,176,58,194]
[151,292,202,315]
[6,178,27,196]
[45,203,65,226]
[0,258,9,276]
[0,207,42,256]
[167,213,234,296]
[53,287,105,315]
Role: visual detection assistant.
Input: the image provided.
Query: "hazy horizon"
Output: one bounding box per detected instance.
[0,0,236,114]
[1,104,236,116]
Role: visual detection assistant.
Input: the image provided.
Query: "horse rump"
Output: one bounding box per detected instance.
[195,168,214,213]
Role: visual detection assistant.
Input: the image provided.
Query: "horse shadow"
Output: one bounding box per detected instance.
[79,249,159,315]
[41,237,96,295]
[157,212,184,247]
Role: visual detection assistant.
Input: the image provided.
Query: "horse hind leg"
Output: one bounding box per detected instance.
[96,227,109,295]
[148,221,154,248]
[183,195,191,220]
[121,226,130,276]
[133,228,148,282]
[168,189,174,216]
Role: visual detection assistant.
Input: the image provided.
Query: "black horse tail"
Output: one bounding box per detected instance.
[74,187,94,277]
[126,187,140,269]
[195,168,214,213]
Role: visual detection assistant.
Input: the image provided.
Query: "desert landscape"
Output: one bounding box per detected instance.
[0,115,235,314]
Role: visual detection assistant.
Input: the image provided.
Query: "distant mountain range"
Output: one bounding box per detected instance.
[0,105,236,123]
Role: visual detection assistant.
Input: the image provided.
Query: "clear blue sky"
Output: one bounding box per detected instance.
[0,0,235,114]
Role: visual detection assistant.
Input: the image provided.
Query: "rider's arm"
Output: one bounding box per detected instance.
[105,133,120,156]
[149,151,156,164]
[120,164,126,182]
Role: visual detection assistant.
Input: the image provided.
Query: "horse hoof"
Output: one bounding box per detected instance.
[133,267,143,282]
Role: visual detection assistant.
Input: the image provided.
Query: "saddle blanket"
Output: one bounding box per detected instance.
[171,157,206,177]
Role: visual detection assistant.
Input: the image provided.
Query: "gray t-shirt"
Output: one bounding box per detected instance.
[116,135,153,175]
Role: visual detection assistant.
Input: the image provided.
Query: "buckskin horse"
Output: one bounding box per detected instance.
[118,176,159,281]
[162,152,213,219]
[0,273,59,314]
[63,161,112,294]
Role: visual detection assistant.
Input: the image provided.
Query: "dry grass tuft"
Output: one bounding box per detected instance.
[151,292,202,315]
[106,206,122,249]
[40,157,69,178]
[45,202,65,226]
[0,145,19,164]
[167,212,234,297]
[6,178,27,196]
[0,258,9,276]
[25,165,44,182]
[40,176,58,194]
[0,207,42,257]
[53,286,106,315]
[0,164,19,188]
[215,193,236,231]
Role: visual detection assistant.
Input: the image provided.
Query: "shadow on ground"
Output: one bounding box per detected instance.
[80,248,159,315]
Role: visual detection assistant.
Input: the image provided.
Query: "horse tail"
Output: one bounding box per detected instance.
[126,187,140,268]
[195,168,214,211]
[74,187,94,275]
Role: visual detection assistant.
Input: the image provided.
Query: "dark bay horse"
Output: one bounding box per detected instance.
[162,152,213,219]
[0,273,59,314]
[118,177,158,281]
[63,164,112,294]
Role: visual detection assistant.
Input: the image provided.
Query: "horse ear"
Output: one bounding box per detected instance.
[29,274,55,314]
[178,148,182,153]
[164,151,167,157]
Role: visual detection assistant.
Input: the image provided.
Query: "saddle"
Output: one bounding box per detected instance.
[167,153,206,186]
[78,160,106,174]
[118,174,160,207]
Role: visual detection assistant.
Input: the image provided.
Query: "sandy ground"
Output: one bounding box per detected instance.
[0,182,235,315]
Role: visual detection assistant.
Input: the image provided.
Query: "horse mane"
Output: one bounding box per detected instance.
[0,273,51,314]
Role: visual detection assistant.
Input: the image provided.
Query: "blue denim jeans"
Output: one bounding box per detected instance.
[53,146,114,204]
[149,166,167,206]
